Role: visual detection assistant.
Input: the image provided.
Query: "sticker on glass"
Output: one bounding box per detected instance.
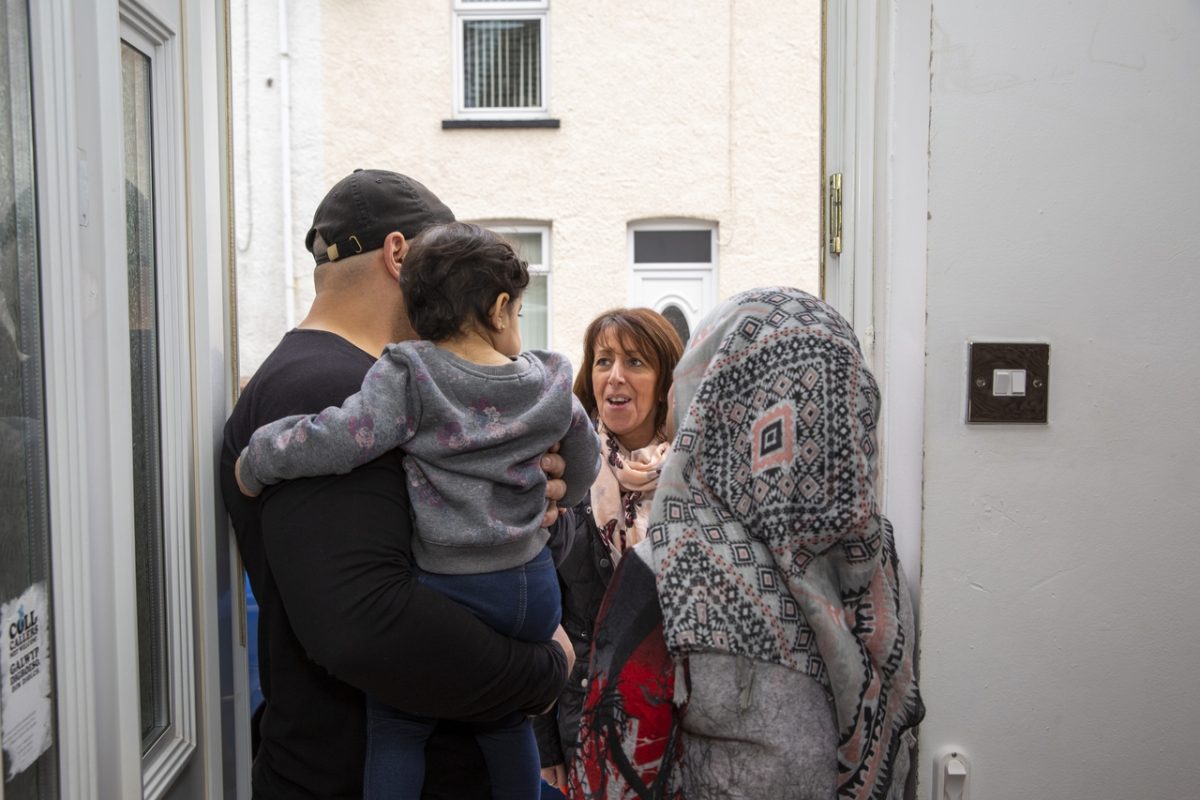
[2,582,52,779]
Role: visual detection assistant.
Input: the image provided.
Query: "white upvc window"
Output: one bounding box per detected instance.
[453,0,549,119]
[489,224,552,349]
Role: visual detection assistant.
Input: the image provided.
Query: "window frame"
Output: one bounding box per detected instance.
[487,223,552,349]
[452,0,550,120]
[119,2,198,796]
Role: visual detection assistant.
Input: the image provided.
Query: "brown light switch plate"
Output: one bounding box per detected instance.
[967,342,1050,423]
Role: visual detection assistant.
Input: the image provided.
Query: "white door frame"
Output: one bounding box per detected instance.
[875,0,932,603]
[825,0,931,602]
[823,0,876,357]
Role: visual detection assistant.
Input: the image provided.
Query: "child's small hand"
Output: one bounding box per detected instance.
[540,764,566,794]
[235,455,260,498]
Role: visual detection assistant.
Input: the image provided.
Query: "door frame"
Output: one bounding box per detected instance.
[824,0,931,602]
[822,0,876,354]
[26,0,235,796]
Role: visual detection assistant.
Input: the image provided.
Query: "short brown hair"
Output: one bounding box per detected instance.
[573,308,684,435]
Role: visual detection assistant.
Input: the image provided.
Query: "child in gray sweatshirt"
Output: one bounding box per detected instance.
[235,222,600,800]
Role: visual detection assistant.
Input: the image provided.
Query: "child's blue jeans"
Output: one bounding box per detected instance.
[363,545,561,800]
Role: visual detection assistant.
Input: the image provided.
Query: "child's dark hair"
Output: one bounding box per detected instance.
[400,222,530,342]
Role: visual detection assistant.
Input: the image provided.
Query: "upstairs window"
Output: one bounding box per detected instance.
[454,0,548,118]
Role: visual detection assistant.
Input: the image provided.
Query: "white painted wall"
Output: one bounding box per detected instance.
[233,0,820,377]
[231,0,324,382]
[914,1,1200,796]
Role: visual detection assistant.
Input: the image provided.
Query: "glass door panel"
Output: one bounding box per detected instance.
[0,0,58,796]
[119,40,171,753]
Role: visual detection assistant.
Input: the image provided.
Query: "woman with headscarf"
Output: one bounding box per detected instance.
[535,308,684,792]
[568,287,924,800]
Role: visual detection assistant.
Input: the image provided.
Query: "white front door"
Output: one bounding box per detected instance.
[629,269,712,348]
[627,222,717,348]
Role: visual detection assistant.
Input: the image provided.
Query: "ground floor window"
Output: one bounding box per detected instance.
[492,224,551,350]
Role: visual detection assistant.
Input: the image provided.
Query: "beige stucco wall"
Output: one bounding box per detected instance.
[239,0,822,371]
[232,0,327,380]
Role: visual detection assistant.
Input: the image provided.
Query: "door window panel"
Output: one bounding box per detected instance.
[0,0,59,795]
[661,304,691,349]
[120,40,170,752]
[632,230,712,264]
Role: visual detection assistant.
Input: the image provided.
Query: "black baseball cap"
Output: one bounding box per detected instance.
[304,169,455,264]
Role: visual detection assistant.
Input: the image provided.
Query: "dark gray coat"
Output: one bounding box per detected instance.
[534,495,616,767]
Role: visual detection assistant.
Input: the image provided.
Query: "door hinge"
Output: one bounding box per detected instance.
[829,172,843,255]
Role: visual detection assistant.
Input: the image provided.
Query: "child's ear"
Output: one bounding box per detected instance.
[489,293,512,331]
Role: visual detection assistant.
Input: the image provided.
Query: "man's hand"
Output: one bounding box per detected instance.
[541,624,575,716]
[551,624,575,676]
[540,445,567,527]
[540,763,567,794]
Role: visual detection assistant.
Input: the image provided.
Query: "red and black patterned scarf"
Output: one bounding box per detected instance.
[567,543,682,800]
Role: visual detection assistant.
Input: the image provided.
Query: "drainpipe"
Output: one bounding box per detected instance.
[279,0,295,328]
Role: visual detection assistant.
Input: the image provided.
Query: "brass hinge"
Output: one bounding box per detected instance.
[829,172,843,255]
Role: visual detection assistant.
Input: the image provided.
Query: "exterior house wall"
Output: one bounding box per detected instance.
[231,0,325,381]
[914,0,1200,796]
[234,0,821,375]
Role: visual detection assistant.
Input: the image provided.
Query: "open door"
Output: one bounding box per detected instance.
[1,0,236,797]
[823,0,927,623]
[822,0,876,362]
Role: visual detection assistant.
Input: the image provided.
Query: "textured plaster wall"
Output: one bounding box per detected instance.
[231,0,325,379]
[917,1,1200,796]
[230,0,285,379]
[307,0,821,365]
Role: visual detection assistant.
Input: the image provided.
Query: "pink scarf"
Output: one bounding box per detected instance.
[590,423,670,565]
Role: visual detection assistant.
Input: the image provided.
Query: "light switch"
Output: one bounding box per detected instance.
[968,343,1049,423]
[993,370,1010,396]
[992,369,1026,397]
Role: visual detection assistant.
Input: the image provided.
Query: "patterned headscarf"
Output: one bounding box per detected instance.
[649,287,923,799]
